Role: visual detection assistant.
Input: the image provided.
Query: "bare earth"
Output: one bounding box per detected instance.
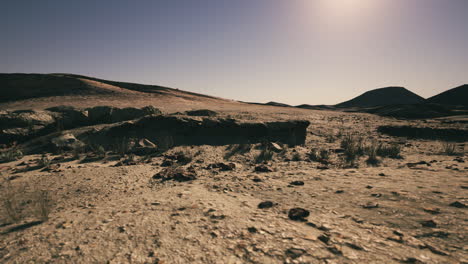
[0,91,467,263]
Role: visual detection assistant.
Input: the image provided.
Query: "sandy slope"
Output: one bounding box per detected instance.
[0,108,466,264]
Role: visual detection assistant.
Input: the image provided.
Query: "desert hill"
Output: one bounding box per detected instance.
[336,86,425,108]
[0,73,245,112]
[427,84,468,106]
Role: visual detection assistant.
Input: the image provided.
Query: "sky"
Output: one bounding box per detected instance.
[2,0,467,105]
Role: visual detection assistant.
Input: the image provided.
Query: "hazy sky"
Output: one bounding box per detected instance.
[2,0,467,105]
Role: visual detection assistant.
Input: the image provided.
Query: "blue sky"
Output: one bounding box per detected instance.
[2,0,467,104]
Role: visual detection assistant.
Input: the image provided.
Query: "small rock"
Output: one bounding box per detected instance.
[289,181,304,186]
[420,220,438,228]
[449,201,467,208]
[318,234,330,244]
[378,173,386,176]
[366,185,373,189]
[269,142,283,152]
[288,208,310,221]
[422,207,441,214]
[335,190,344,194]
[285,248,306,259]
[255,164,273,173]
[362,202,379,209]
[247,227,258,233]
[258,201,274,209]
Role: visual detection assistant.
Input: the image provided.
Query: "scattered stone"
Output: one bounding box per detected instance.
[254,164,273,173]
[247,227,258,233]
[289,181,304,186]
[252,177,262,182]
[378,173,386,176]
[207,162,236,171]
[288,208,310,221]
[152,169,197,182]
[371,193,382,197]
[400,257,425,263]
[318,234,330,244]
[335,190,344,194]
[422,207,441,215]
[185,109,218,117]
[420,220,438,228]
[285,248,306,259]
[269,142,283,152]
[366,185,373,189]
[362,202,379,209]
[345,242,364,251]
[449,201,467,208]
[258,201,274,209]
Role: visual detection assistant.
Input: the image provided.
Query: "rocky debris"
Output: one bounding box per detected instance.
[185,109,218,117]
[152,168,197,182]
[420,220,438,228]
[268,142,283,152]
[449,201,467,208]
[51,133,85,151]
[46,105,89,129]
[132,138,158,155]
[206,162,236,171]
[378,125,468,141]
[288,208,310,221]
[318,234,330,244]
[0,110,56,143]
[86,105,161,124]
[362,202,379,209]
[285,248,306,259]
[423,207,441,214]
[84,115,310,149]
[289,181,304,186]
[257,201,274,209]
[254,164,273,173]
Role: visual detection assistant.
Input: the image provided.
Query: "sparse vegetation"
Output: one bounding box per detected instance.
[0,148,24,163]
[39,154,51,168]
[365,142,381,166]
[224,143,251,160]
[308,148,330,164]
[291,152,302,161]
[376,143,402,159]
[1,176,53,223]
[255,147,274,163]
[441,141,458,155]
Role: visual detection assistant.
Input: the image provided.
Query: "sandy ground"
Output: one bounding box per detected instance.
[0,105,467,264]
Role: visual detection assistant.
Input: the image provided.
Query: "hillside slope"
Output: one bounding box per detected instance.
[427,84,468,106]
[336,87,425,108]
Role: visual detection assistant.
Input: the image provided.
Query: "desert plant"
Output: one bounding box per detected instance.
[365,142,381,166]
[291,152,302,161]
[33,189,53,221]
[441,142,457,155]
[224,143,251,159]
[308,148,330,164]
[340,134,365,165]
[1,176,23,223]
[376,143,402,159]
[255,148,274,163]
[39,154,51,168]
[0,149,23,163]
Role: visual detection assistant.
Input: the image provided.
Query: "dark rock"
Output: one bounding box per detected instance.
[185,109,218,117]
[285,248,306,259]
[255,164,273,173]
[258,201,274,209]
[288,208,310,221]
[420,220,438,228]
[449,201,467,208]
[207,162,236,171]
[84,115,310,149]
[318,234,330,244]
[335,190,344,194]
[362,202,379,209]
[247,227,258,233]
[289,181,304,186]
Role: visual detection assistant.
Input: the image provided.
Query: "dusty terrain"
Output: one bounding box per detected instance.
[0,104,467,264]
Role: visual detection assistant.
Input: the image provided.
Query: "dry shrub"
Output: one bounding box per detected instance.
[0,176,54,224]
[441,142,458,156]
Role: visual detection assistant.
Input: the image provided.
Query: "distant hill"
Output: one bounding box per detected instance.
[295,104,335,110]
[336,87,425,108]
[427,84,468,106]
